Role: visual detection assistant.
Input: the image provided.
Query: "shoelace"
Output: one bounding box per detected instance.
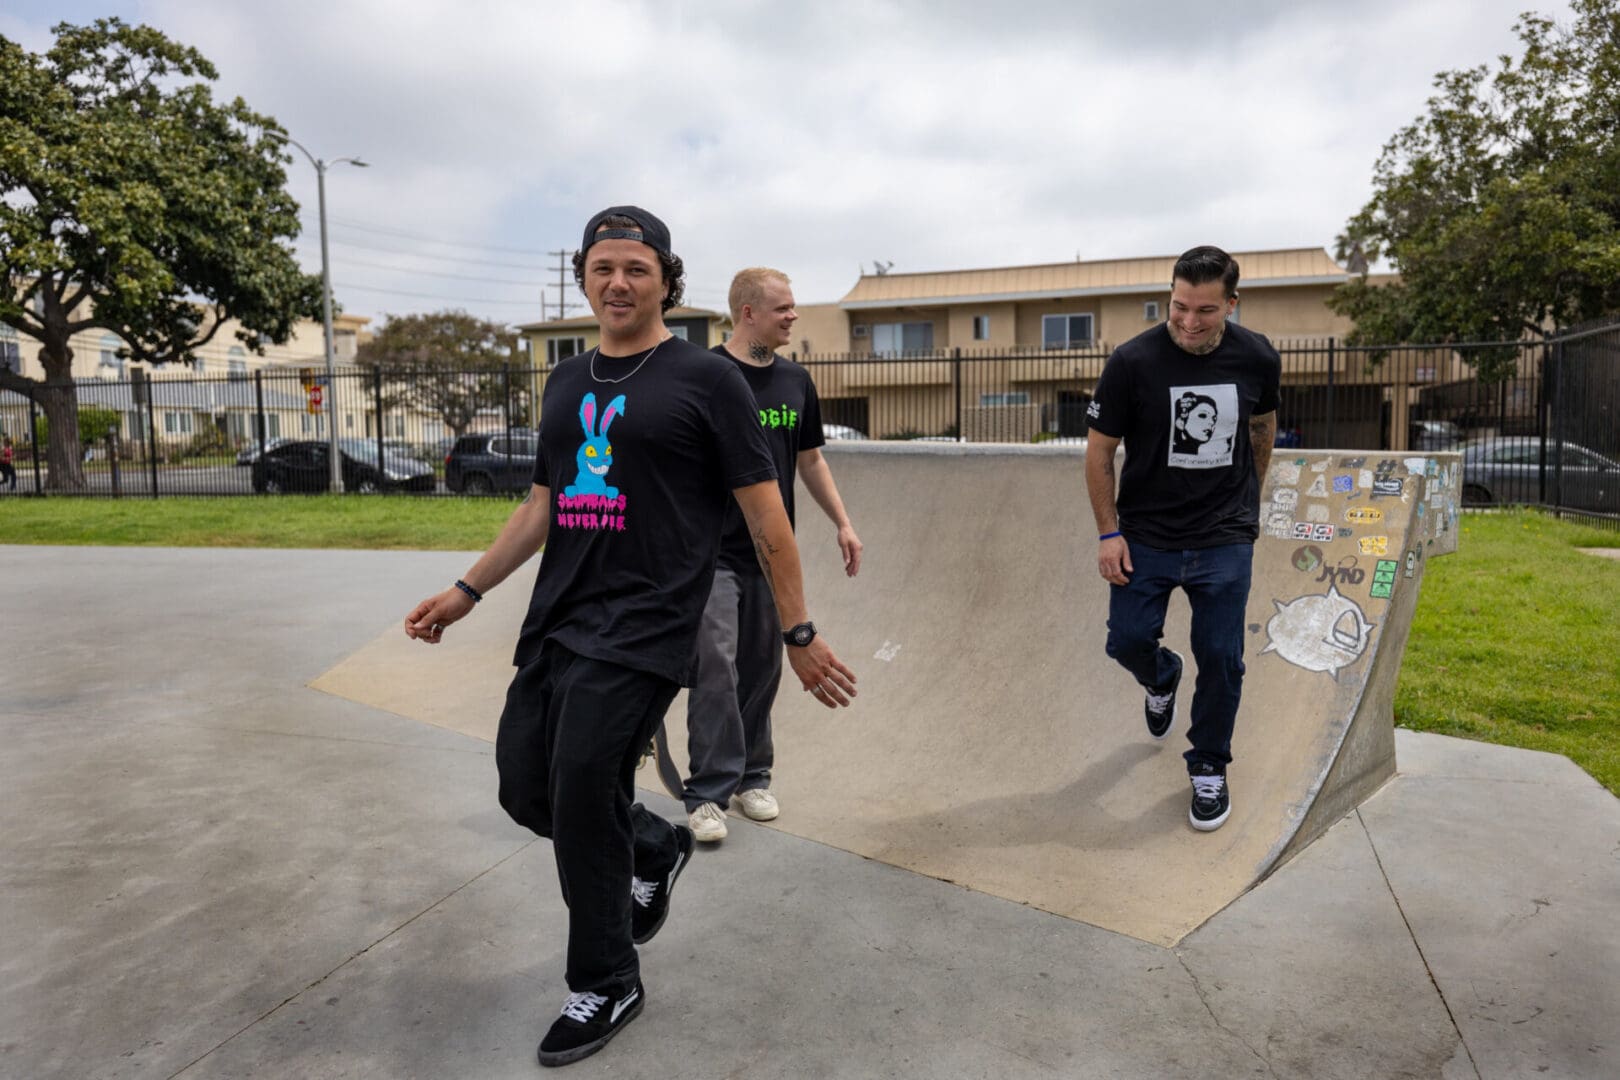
[559,990,608,1024]
[630,876,657,908]
[1146,689,1174,712]
[1191,773,1225,800]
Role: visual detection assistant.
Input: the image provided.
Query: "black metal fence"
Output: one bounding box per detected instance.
[2,323,1616,527]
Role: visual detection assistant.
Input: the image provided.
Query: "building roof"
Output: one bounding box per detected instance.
[516,306,727,332]
[838,248,1349,310]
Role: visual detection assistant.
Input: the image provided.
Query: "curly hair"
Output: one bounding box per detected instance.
[571,214,686,313]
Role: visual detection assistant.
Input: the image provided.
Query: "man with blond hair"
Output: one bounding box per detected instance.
[673,266,863,842]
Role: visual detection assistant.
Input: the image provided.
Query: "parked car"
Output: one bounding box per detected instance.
[1410,420,1461,451]
[822,423,868,441]
[1461,437,1620,512]
[236,436,290,465]
[252,438,436,494]
[444,430,538,494]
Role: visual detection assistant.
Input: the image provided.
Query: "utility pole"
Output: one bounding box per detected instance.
[549,250,580,321]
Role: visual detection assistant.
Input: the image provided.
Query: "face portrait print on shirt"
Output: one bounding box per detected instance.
[1168,384,1239,469]
[558,391,628,531]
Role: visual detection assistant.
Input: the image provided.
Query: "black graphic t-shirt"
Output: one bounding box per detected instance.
[711,345,827,574]
[515,337,778,684]
[1088,321,1281,548]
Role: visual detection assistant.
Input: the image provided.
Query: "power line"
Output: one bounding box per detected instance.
[299,214,551,256]
[298,251,543,288]
[303,234,550,271]
[333,281,544,309]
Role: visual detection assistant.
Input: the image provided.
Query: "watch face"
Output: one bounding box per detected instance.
[789,624,814,646]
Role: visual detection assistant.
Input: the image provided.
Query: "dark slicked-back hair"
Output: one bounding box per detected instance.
[572,214,686,312]
[1172,246,1240,298]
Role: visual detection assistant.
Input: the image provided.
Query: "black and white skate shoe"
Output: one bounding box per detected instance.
[631,823,694,945]
[1188,763,1231,832]
[537,982,644,1068]
[1144,650,1184,740]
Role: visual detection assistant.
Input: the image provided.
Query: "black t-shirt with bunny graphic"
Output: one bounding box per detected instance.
[1087,321,1280,549]
[517,337,777,684]
[711,345,827,574]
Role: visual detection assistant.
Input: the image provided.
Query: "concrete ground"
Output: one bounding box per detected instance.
[2,546,1616,1080]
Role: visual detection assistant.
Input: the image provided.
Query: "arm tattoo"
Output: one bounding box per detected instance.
[750,525,780,590]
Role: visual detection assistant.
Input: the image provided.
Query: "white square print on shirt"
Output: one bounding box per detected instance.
[1167,384,1239,469]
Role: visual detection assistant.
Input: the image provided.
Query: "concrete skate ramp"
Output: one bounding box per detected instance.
[313,444,1460,946]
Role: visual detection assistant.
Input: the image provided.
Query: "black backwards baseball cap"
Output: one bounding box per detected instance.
[580,205,673,260]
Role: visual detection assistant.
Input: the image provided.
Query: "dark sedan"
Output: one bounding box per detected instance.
[252,439,436,494]
[1461,437,1620,512]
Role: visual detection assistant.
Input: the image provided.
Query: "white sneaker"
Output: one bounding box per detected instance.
[734,788,779,821]
[688,801,727,842]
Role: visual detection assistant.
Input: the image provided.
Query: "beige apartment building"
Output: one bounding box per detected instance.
[0,312,372,449]
[777,250,1460,447]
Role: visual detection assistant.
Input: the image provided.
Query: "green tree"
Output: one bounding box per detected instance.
[1331,0,1620,375]
[0,19,322,490]
[355,310,523,439]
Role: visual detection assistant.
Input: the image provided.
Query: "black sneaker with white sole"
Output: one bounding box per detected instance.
[1188,762,1231,831]
[631,823,694,945]
[537,982,644,1068]
[1144,649,1185,740]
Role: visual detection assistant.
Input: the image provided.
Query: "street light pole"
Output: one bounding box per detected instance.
[278,134,366,491]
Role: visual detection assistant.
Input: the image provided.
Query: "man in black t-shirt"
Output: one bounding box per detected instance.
[1083,246,1279,834]
[676,267,863,843]
[403,208,857,1069]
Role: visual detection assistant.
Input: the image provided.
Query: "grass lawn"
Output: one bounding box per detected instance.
[1396,511,1620,794]
[3,498,1617,793]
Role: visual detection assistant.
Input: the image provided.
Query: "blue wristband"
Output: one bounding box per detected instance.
[454,579,483,603]
[1098,531,1122,541]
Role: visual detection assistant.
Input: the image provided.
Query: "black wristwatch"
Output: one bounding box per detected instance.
[782,621,817,648]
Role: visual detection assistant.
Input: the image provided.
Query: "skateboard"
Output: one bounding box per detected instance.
[648,719,684,801]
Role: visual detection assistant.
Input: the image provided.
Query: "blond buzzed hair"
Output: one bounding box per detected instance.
[728,267,791,321]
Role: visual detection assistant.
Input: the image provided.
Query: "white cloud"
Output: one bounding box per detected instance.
[6,0,1578,324]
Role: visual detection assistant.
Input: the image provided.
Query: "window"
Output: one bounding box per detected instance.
[194,357,207,378]
[872,321,934,355]
[1042,314,1094,349]
[979,392,1030,407]
[228,346,248,380]
[267,414,281,439]
[126,411,149,439]
[851,324,868,338]
[547,337,584,367]
[668,325,689,341]
[1143,301,1159,321]
[1228,303,1241,325]
[972,315,991,341]
[99,333,125,378]
[163,412,194,435]
[0,326,19,374]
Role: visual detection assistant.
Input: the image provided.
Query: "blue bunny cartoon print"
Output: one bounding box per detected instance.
[564,392,626,498]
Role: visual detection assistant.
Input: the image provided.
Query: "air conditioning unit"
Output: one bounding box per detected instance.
[852,324,868,338]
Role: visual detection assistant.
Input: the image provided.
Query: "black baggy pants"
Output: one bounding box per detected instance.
[495,641,681,997]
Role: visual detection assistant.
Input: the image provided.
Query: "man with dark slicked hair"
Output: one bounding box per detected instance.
[1083,245,1280,834]
[403,207,857,1069]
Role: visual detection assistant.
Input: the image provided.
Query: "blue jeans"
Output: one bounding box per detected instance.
[1105,541,1254,771]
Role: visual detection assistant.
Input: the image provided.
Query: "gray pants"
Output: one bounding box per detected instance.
[682,565,782,811]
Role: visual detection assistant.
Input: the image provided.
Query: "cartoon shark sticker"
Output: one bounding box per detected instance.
[1262,586,1376,678]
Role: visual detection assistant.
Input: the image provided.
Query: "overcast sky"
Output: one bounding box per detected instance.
[1,0,1578,328]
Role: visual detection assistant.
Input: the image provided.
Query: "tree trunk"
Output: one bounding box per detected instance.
[39,376,86,491]
[36,340,86,492]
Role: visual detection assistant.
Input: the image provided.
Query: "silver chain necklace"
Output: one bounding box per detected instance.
[589,336,669,384]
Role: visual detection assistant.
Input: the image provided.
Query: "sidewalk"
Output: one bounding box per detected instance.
[2,546,1615,1079]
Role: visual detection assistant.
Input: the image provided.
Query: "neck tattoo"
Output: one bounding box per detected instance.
[590,336,668,384]
[748,342,771,363]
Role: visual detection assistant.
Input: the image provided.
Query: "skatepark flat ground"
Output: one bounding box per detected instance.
[3,545,1617,1079]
